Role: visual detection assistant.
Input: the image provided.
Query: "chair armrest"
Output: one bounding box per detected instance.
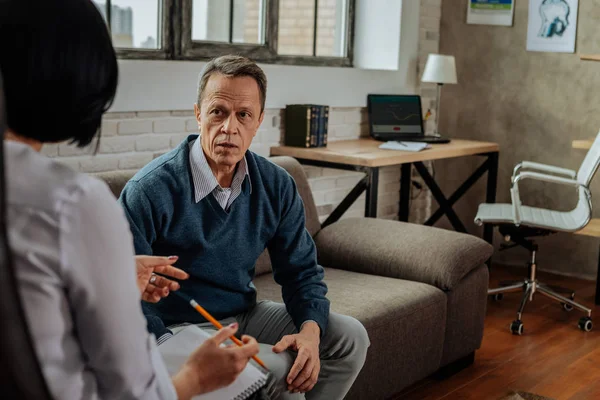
[314,218,493,291]
[510,172,589,225]
[513,161,576,181]
[512,171,582,187]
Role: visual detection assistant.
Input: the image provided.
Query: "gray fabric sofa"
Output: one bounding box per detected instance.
[94,156,492,400]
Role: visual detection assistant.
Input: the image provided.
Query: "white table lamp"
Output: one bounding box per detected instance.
[421,54,457,136]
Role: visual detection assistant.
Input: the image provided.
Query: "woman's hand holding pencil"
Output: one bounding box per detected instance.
[171,290,269,370]
[172,322,260,399]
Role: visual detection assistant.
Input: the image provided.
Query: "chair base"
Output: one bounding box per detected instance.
[488,235,593,335]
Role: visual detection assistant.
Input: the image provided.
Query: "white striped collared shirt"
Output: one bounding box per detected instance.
[189,138,251,210]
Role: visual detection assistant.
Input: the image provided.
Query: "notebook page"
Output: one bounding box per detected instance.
[158,325,267,400]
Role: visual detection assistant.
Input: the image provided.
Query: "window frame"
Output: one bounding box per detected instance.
[179,0,277,61]
[113,0,355,67]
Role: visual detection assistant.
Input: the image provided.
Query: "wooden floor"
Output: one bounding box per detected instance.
[395,266,600,400]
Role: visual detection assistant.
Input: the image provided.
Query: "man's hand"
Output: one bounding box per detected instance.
[172,323,260,399]
[272,322,321,394]
[135,255,189,302]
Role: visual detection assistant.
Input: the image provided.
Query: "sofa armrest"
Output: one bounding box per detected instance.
[314,218,493,291]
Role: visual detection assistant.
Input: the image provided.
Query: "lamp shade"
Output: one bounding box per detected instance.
[421,54,457,84]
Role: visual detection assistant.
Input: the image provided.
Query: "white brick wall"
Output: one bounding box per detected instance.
[153,118,186,133]
[43,107,400,221]
[42,1,444,225]
[118,120,153,135]
[99,136,136,154]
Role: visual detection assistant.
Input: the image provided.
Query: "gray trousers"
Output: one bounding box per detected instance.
[171,300,370,400]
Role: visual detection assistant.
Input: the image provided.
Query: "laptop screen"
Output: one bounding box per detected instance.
[367,95,423,136]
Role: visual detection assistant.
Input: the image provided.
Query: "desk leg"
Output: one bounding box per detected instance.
[322,176,369,228]
[484,152,499,268]
[399,163,411,222]
[414,162,467,233]
[596,244,600,306]
[484,152,499,246]
[365,167,379,218]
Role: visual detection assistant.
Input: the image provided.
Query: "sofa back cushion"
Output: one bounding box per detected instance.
[268,156,320,235]
[93,155,320,277]
[93,170,135,199]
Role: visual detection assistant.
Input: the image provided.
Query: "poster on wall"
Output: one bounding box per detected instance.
[466,0,515,26]
[526,0,579,53]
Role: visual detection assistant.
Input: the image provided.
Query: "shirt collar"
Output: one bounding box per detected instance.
[189,138,251,203]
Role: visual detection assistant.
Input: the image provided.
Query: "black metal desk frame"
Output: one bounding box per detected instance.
[294,151,499,246]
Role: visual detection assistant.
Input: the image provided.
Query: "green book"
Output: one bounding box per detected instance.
[284,104,317,148]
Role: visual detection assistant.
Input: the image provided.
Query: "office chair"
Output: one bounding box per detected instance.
[0,71,53,397]
[474,130,600,335]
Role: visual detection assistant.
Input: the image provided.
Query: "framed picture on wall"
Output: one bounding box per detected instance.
[526,0,579,53]
[466,0,515,26]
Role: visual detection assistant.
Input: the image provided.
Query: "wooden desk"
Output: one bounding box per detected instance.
[270,138,500,245]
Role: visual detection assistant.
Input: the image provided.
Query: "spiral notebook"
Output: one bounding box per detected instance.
[158,325,268,400]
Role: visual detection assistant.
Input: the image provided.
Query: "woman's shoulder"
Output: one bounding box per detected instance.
[5,141,115,215]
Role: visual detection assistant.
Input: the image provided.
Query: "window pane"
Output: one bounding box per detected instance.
[112,0,160,49]
[233,0,264,44]
[278,0,316,56]
[192,0,264,44]
[93,1,161,49]
[316,0,347,57]
[193,0,230,42]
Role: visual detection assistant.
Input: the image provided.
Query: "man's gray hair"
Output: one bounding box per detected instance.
[197,55,267,112]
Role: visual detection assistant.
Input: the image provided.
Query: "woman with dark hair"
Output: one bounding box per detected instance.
[0,1,261,399]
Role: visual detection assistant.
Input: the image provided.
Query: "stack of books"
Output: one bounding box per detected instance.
[284,104,329,148]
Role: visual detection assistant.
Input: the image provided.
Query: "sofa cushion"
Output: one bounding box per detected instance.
[441,264,488,366]
[254,268,447,399]
[254,251,273,277]
[315,218,493,291]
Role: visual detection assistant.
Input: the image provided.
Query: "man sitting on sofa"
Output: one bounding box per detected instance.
[118,55,369,399]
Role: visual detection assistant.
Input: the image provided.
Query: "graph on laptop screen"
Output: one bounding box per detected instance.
[369,95,423,135]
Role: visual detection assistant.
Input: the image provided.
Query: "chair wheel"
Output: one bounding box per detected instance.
[562,303,573,311]
[492,293,504,302]
[510,320,524,335]
[578,317,593,332]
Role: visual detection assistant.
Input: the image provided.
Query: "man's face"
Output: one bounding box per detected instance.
[194,73,264,168]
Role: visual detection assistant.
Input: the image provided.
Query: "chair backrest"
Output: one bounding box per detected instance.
[577,129,600,186]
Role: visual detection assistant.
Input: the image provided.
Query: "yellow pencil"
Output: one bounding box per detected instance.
[173,291,268,370]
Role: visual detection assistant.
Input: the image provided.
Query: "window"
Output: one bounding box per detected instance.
[183,0,354,66]
[98,0,354,66]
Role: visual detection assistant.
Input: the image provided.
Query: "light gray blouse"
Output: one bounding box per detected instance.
[5,141,177,400]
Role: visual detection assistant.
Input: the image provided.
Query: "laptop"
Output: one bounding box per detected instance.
[367,94,450,143]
